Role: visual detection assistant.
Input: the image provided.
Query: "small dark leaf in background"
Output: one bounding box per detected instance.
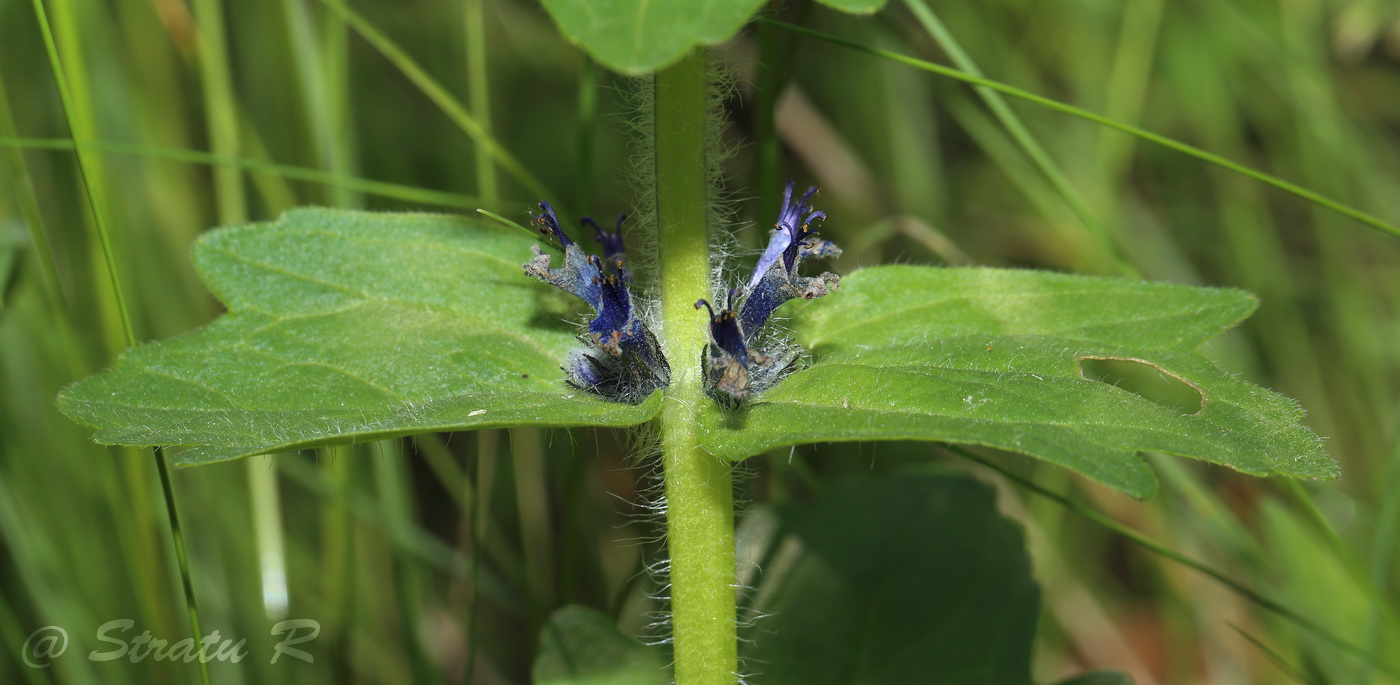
[533,605,669,685]
[742,469,1039,685]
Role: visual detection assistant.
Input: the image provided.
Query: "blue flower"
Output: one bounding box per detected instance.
[583,215,628,268]
[745,181,826,291]
[695,290,771,400]
[737,180,842,338]
[524,202,668,402]
[699,180,842,403]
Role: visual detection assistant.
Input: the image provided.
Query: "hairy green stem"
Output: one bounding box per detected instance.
[654,49,737,684]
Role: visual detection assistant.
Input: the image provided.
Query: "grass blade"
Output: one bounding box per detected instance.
[902,0,1134,276]
[320,0,551,203]
[0,136,490,209]
[0,72,67,310]
[465,0,497,204]
[761,17,1400,241]
[1230,623,1319,685]
[30,2,209,682]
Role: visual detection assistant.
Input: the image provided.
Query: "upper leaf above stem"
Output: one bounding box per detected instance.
[538,0,892,75]
[539,0,768,75]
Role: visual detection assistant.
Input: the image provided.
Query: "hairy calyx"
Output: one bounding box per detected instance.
[697,180,841,404]
[523,202,669,403]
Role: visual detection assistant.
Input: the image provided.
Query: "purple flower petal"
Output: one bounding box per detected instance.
[523,202,668,402]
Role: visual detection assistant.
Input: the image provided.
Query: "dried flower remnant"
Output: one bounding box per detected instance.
[699,180,842,404]
[524,202,669,402]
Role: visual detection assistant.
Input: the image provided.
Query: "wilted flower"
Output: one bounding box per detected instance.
[524,202,668,402]
[699,180,842,404]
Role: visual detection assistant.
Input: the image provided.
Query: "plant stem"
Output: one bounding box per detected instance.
[653,49,737,684]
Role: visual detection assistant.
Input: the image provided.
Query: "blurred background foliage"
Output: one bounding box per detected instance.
[1,0,1398,682]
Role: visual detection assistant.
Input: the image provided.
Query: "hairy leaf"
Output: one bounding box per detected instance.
[539,0,767,74]
[699,266,1335,498]
[59,209,661,466]
[742,470,1039,684]
[533,606,667,685]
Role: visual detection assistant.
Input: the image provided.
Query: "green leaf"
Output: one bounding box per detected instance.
[700,266,1335,498]
[58,209,661,466]
[533,605,668,685]
[1053,672,1135,685]
[813,0,888,14]
[742,469,1039,684]
[539,0,767,74]
[536,0,894,75]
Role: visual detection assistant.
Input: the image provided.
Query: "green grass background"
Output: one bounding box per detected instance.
[2,0,1398,682]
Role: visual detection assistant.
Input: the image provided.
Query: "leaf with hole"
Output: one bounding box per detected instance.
[698,266,1336,498]
[58,209,662,466]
